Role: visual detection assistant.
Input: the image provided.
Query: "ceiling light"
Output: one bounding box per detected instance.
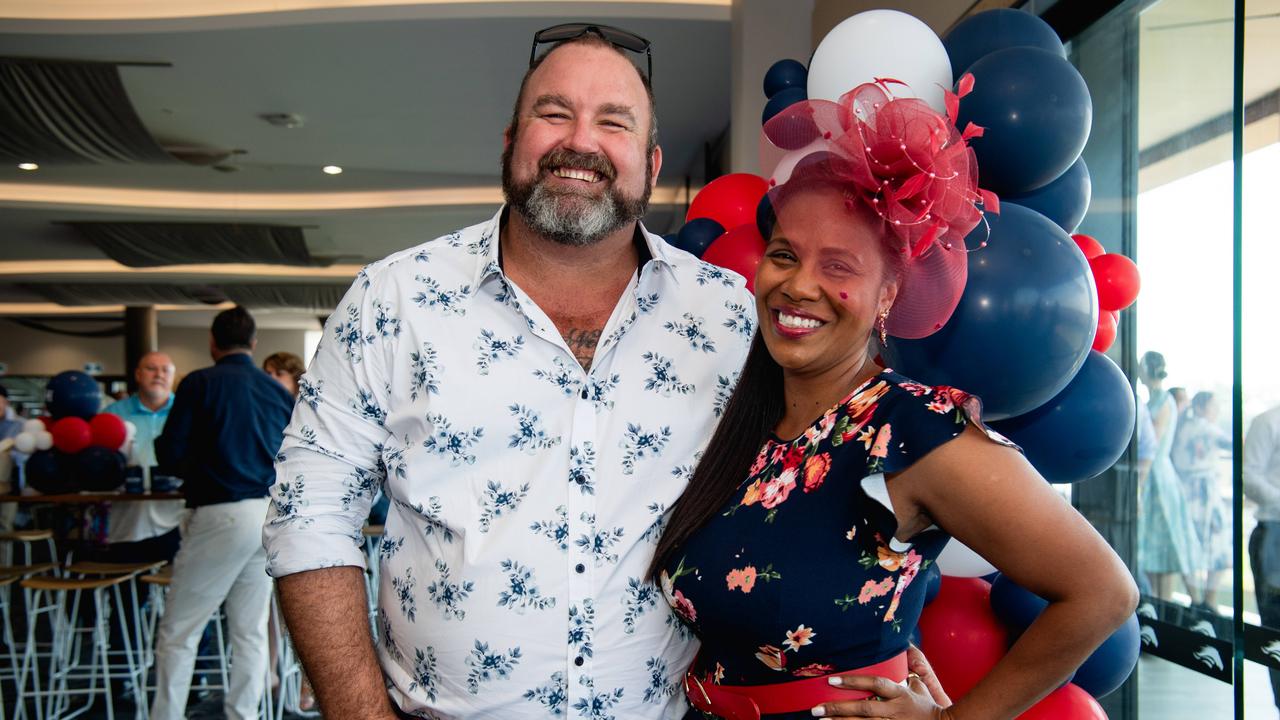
[260,113,305,128]
[17,163,38,171]
[322,165,343,175]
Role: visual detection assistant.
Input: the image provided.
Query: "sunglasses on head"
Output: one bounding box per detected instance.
[530,23,652,83]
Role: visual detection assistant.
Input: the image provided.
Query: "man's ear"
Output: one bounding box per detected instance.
[649,145,663,189]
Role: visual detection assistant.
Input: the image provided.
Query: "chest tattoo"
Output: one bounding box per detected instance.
[564,327,602,372]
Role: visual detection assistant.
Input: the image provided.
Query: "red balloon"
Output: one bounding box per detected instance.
[38,415,56,431]
[1093,310,1118,353]
[687,173,770,232]
[51,416,92,454]
[1071,233,1105,259]
[1017,683,1108,719]
[917,576,1009,700]
[701,224,767,292]
[1090,254,1141,311]
[89,413,128,451]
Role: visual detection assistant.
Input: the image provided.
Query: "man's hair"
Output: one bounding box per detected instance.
[211,306,256,351]
[506,33,658,157]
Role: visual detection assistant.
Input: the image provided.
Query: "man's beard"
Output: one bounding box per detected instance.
[502,144,652,247]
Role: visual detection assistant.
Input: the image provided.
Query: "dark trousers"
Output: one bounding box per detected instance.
[1250,521,1280,709]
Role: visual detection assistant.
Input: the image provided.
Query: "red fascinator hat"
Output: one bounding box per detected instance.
[760,76,998,339]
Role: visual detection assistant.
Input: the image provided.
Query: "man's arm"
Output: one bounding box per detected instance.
[155,374,198,475]
[264,271,396,712]
[277,567,395,720]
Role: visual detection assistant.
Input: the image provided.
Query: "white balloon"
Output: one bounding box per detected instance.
[14,432,36,454]
[124,420,138,440]
[22,419,44,435]
[807,9,953,113]
[35,431,54,451]
[936,538,997,578]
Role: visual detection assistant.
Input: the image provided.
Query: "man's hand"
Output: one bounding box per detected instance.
[276,566,398,720]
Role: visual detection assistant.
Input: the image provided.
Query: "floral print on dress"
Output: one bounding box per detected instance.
[662,369,1018,687]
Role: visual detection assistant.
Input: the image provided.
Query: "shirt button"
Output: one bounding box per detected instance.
[575,563,586,574]
[574,656,585,667]
[580,387,589,400]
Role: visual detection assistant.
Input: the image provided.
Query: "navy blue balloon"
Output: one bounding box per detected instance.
[25,449,75,494]
[45,370,102,420]
[1073,613,1140,698]
[1006,157,1092,234]
[922,563,943,606]
[991,575,1137,698]
[991,351,1136,484]
[756,194,774,241]
[957,47,1092,194]
[763,59,808,98]
[881,204,1097,420]
[990,573,1048,636]
[943,8,1065,79]
[676,218,726,258]
[662,233,680,247]
[762,87,807,126]
[76,446,127,492]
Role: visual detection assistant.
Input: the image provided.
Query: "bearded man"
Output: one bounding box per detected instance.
[264,24,756,719]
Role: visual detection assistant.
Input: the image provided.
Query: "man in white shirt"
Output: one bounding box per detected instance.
[264,26,756,719]
[1246,404,1280,710]
[99,351,186,563]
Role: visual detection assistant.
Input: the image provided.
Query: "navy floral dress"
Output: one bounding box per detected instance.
[661,369,1014,719]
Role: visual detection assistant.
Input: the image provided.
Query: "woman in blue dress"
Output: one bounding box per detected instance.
[650,81,1138,720]
[1137,351,1200,600]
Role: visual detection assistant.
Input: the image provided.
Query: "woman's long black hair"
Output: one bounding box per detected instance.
[648,332,784,580]
[647,163,905,582]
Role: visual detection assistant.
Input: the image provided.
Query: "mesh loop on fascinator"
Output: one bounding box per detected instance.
[759,75,999,339]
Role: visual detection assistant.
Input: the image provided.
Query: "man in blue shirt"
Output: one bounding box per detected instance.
[151,306,294,720]
[99,351,185,563]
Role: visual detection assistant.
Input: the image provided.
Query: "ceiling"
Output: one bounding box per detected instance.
[3,0,1276,327]
[0,1,733,324]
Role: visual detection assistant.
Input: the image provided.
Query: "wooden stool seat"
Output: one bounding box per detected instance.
[0,529,54,542]
[21,573,134,592]
[0,562,58,577]
[66,559,166,576]
[362,524,385,536]
[139,569,173,587]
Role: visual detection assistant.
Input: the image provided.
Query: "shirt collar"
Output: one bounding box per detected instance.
[129,393,173,416]
[472,205,680,288]
[216,352,256,367]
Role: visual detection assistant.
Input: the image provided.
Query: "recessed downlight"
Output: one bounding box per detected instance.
[322,165,343,175]
[17,163,38,171]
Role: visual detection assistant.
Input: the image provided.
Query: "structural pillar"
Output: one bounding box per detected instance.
[124,305,157,391]
[729,0,815,174]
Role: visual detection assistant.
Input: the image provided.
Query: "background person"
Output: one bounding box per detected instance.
[1171,391,1231,610]
[151,306,294,720]
[1136,350,1200,600]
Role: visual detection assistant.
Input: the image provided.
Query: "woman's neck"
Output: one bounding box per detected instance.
[776,351,880,440]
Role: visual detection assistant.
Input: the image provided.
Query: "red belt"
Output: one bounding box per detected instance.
[683,652,908,720]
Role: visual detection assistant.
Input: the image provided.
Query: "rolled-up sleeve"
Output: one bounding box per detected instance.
[264,269,395,578]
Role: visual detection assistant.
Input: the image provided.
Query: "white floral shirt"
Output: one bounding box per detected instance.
[264,208,754,719]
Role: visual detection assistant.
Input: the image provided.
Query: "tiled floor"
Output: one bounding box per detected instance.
[1137,654,1276,719]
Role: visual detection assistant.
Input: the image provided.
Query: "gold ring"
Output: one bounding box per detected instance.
[906,672,921,681]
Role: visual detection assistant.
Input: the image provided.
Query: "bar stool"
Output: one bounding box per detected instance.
[0,531,59,574]
[0,563,58,707]
[16,571,148,720]
[362,524,384,635]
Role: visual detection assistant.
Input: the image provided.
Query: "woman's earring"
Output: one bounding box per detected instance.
[877,307,890,345]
